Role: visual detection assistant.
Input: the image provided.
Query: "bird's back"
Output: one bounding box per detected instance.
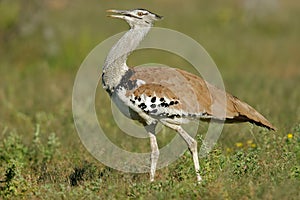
[120,66,275,130]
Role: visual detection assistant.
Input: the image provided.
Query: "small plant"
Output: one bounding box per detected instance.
[29,124,60,164]
[0,125,61,198]
[0,133,29,197]
[231,150,260,178]
[0,131,28,163]
[1,160,29,197]
[43,132,60,163]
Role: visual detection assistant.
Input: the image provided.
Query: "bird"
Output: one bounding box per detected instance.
[102,8,276,183]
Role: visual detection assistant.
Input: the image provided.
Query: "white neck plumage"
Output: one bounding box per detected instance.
[102,26,151,93]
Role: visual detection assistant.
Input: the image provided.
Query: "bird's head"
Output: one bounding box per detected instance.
[107,8,163,28]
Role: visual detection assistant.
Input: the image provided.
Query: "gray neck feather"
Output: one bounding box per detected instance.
[102,26,151,92]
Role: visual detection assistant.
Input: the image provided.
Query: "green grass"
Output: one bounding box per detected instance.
[1,0,300,199]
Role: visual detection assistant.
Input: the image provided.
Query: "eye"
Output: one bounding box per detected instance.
[137,12,144,16]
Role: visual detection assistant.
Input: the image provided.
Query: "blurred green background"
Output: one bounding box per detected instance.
[0,0,299,199]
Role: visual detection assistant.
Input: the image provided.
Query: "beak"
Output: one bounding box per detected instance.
[106,9,128,19]
[154,14,163,21]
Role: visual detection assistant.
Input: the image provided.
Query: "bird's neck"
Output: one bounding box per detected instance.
[102,26,151,93]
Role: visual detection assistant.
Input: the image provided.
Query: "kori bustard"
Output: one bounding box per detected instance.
[102,8,275,183]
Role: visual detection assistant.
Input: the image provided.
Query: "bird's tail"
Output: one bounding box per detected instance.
[225,93,276,131]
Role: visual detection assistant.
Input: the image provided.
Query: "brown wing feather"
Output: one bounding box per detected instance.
[131,66,203,113]
[176,68,276,130]
[133,83,177,100]
[225,94,276,130]
[132,66,276,131]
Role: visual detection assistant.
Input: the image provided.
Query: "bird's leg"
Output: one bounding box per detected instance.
[177,127,202,183]
[162,122,202,183]
[149,133,159,182]
[145,124,159,182]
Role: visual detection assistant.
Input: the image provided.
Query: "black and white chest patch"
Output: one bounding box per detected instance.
[128,93,184,119]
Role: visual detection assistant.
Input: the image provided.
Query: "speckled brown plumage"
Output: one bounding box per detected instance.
[127,66,276,130]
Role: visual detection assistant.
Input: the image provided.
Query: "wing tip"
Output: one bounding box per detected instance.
[252,119,276,132]
[266,124,277,132]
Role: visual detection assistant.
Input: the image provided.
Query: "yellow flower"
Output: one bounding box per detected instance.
[247,140,253,145]
[251,143,256,148]
[235,142,243,148]
[287,133,293,139]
